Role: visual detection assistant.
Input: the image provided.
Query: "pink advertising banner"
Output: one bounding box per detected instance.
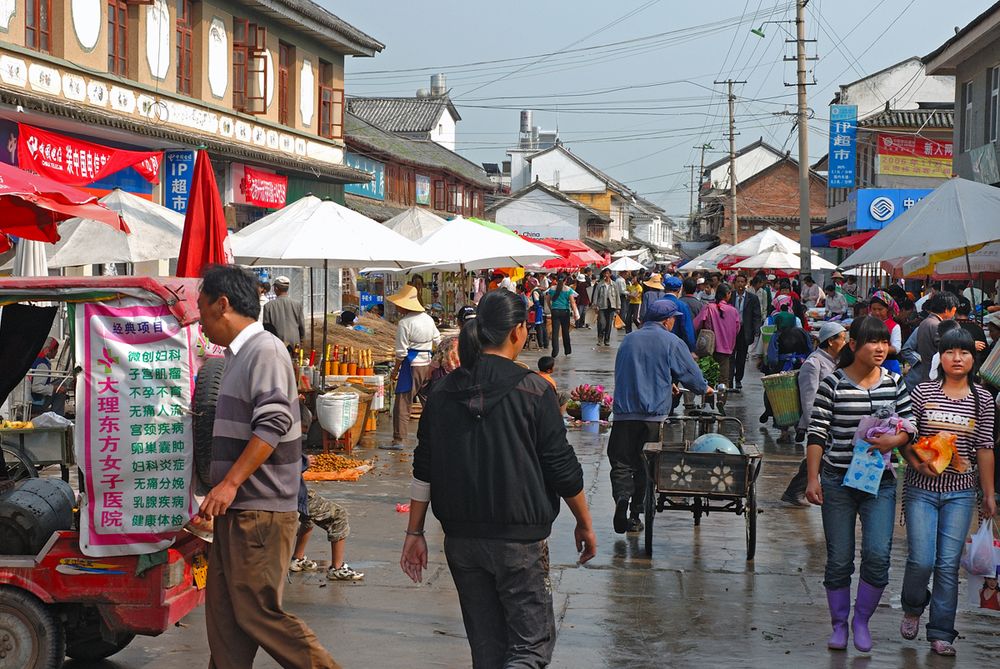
[74,301,197,557]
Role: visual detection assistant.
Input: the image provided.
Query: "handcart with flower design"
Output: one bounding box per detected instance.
[641,412,762,560]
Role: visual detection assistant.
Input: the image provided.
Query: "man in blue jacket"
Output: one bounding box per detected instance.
[609,299,709,533]
[662,275,696,351]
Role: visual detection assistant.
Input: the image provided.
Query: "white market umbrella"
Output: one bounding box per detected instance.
[725,228,800,258]
[606,256,645,272]
[12,239,49,277]
[732,244,837,272]
[413,216,557,271]
[843,178,1000,267]
[679,243,732,273]
[45,189,183,268]
[383,206,448,241]
[232,196,432,269]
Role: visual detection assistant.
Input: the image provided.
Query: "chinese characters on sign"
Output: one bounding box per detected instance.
[17,123,162,185]
[75,302,196,557]
[876,133,953,179]
[164,150,197,213]
[240,165,288,209]
[828,105,857,189]
[848,188,933,231]
[344,152,385,201]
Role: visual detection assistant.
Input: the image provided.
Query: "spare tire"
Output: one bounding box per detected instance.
[0,479,75,556]
[193,357,226,490]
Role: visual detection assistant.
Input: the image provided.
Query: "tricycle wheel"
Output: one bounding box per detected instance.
[692,496,703,526]
[193,357,227,490]
[745,483,758,561]
[643,483,655,557]
[1,448,38,483]
[64,607,134,661]
[0,586,65,669]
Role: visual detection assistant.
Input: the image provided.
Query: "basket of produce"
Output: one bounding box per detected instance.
[761,371,801,427]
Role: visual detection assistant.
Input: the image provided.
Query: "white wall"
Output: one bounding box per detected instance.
[529,149,605,193]
[609,197,628,241]
[507,148,534,192]
[838,58,954,120]
[494,189,581,240]
[633,217,673,250]
[429,109,457,152]
[707,145,783,190]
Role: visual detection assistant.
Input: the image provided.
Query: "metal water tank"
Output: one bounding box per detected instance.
[416,88,430,98]
[430,73,447,96]
[520,110,533,134]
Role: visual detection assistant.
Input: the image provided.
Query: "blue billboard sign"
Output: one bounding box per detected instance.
[344,153,385,200]
[848,188,933,231]
[828,105,857,189]
[163,150,197,213]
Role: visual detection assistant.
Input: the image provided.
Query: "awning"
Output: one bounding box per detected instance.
[830,230,877,250]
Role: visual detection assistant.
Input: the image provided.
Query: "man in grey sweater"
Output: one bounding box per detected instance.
[262,275,305,348]
[197,265,338,669]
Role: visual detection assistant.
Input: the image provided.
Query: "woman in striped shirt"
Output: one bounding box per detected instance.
[898,327,996,657]
[806,316,914,653]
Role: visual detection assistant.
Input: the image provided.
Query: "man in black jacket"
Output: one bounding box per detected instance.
[731,273,762,391]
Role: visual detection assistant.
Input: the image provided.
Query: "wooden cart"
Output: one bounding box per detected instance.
[641,413,763,560]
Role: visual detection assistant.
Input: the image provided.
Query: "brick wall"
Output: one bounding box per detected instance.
[720,160,828,243]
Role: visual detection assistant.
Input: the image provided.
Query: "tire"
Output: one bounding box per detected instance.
[65,607,134,661]
[0,587,65,669]
[1,448,38,483]
[643,481,655,557]
[745,483,758,562]
[192,357,226,490]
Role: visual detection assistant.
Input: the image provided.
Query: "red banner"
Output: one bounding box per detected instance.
[876,133,952,160]
[18,124,162,186]
[240,165,288,208]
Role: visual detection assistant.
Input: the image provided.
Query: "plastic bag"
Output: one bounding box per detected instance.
[316,391,359,439]
[842,439,886,495]
[31,411,74,428]
[961,520,999,576]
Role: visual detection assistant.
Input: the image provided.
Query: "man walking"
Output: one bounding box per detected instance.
[609,300,708,533]
[730,274,761,392]
[197,264,338,669]
[262,275,305,349]
[592,268,622,347]
[386,284,441,450]
[662,275,696,351]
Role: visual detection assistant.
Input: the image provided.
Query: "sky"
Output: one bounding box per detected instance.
[329,0,984,221]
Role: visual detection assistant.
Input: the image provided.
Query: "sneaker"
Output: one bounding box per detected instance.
[379,443,404,451]
[627,517,643,533]
[327,563,364,581]
[289,557,318,572]
[613,498,629,534]
[900,614,920,640]
[734,382,743,391]
[780,493,808,507]
[931,640,956,656]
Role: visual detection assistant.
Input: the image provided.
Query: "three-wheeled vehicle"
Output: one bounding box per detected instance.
[0,277,218,668]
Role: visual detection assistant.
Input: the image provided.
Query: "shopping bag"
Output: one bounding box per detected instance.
[961,520,1000,576]
[842,439,885,495]
[614,312,625,330]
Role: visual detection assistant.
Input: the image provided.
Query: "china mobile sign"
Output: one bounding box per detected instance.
[230,163,288,208]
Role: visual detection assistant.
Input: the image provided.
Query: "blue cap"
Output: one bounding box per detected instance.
[643,298,683,323]
[663,275,683,290]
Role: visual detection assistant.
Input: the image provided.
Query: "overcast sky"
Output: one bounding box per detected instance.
[330,0,983,220]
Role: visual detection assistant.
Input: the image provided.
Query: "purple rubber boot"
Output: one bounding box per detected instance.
[826,587,851,650]
[852,580,886,652]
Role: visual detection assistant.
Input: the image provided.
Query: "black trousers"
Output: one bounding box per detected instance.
[783,458,808,500]
[608,420,661,515]
[731,329,752,386]
[596,307,617,344]
[550,309,572,357]
[624,302,640,333]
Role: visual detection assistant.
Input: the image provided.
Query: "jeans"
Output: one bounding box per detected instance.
[444,536,555,669]
[535,317,549,349]
[624,302,640,333]
[608,420,660,515]
[820,465,897,590]
[550,309,572,357]
[596,307,617,344]
[900,486,976,643]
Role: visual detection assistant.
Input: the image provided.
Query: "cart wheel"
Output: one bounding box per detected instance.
[745,483,758,561]
[643,484,655,557]
[193,357,226,490]
[65,606,134,661]
[0,586,65,669]
[693,496,703,527]
[1,448,38,483]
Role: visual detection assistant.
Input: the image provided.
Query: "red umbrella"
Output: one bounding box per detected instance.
[0,161,127,242]
[177,150,231,277]
[830,230,877,250]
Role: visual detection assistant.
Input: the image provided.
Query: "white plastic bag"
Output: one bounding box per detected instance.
[961,520,999,576]
[316,392,359,439]
[31,411,74,428]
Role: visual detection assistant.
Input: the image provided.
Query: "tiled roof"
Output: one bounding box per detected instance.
[345,113,493,189]
[343,195,405,222]
[237,0,383,56]
[347,97,460,134]
[859,108,954,129]
[486,181,610,221]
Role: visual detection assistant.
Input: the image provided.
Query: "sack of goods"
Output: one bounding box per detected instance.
[316,391,360,439]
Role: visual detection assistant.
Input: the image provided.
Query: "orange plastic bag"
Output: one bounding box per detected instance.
[912,431,968,474]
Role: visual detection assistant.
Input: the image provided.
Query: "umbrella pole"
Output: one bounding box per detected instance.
[964,248,977,316]
[321,259,329,388]
[309,267,315,354]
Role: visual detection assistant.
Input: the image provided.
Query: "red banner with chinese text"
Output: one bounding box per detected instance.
[876,133,953,179]
[240,165,288,208]
[17,123,162,186]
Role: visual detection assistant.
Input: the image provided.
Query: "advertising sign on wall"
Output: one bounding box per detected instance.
[163,150,197,213]
[876,133,952,179]
[415,174,431,205]
[848,188,933,231]
[344,152,385,200]
[828,105,858,188]
[18,123,162,185]
[229,163,287,208]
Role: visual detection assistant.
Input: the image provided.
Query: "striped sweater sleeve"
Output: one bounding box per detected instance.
[247,341,295,447]
[894,373,914,426]
[807,374,836,448]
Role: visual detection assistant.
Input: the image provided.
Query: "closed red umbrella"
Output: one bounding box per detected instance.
[176,150,231,277]
[0,161,127,242]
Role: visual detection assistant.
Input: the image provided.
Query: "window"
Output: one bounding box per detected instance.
[25,0,51,53]
[278,42,292,125]
[962,80,974,152]
[463,189,472,215]
[447,183,459,213]
[473,192,481,217]
[318,60,344,139]
[990,67,1000,144]
[233,19,267,114]
[176,0,193,94]
[433,179,445,210]
[108,0,129,76]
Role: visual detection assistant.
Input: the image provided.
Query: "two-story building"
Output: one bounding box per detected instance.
[487,180,611,241]
[348,74,461,152]
[0,0,381,225]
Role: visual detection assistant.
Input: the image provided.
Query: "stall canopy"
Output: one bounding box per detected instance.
[414,216,557,271]
[44,189,184,268]
[606,256,645,272]
[830,230,877,250]
[383,207,447,242]
[902,241,1000,279]
[11,239,49,277]
[528,238,606,270]
[732,244,837,274]
[679,244,732,273]
[0,161,127,242]
[718,229,799,269]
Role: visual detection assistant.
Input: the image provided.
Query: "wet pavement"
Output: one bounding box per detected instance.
[93,326,1000,668]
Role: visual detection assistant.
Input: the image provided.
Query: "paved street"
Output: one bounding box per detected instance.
[96,330,1000,669]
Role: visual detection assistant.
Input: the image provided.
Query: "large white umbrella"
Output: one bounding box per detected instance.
[725,228,799,258]
[12,239,49,277]
[45,189,183,268]
[383,206,448,241]
[605,256,645,272]
[414,216,557,271]
[679,243,732,273]
[232,196,431,268]
[732,244,837,272]
[843,178,1000,267]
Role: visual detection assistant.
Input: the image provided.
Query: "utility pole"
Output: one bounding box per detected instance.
[684,164,698,219]
[787,0,817,276]
[714,80,746,246]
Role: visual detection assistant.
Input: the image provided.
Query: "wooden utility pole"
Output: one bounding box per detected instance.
[786,0,817,275]
[715,79,745,245]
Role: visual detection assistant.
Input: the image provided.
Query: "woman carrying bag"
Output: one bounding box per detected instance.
[545,273,578,358]
[806,316,915,653]
[898,327,996,657]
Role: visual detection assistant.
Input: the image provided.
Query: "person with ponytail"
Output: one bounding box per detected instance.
[400,290,596,667]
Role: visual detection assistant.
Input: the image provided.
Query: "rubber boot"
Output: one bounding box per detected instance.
[852,580,885,652]
[826,587,851,650]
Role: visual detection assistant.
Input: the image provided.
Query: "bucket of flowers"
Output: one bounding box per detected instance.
[567,384,612,422]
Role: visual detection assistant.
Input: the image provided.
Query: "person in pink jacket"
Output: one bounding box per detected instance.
[693,283,742,388]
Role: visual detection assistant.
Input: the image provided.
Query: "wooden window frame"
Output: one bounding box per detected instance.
[318,59,343,139]
[233,19,267,114]
[25,0,52,53]
[176,0,194,95]
[433,179,445,210]
[989,66,1000,145]
[278,42,291,125]
[108,0,129,77]
[962,80,974,152]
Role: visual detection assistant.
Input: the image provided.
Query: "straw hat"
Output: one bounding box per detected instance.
[386,285,424,312]
[643,273,665,290]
